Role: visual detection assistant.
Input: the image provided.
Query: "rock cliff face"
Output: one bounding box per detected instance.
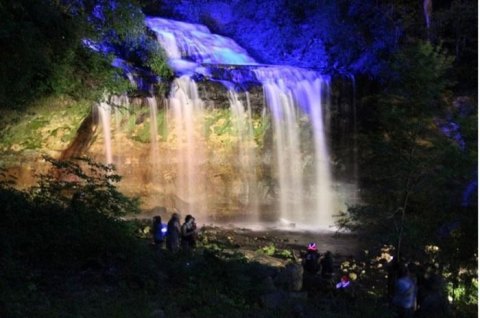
[0,72,357,228]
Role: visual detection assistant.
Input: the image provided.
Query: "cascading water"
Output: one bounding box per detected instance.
[227,90,259,220]
[168,76,208,215]
[145,17,257,68]
[254,67,334,226]
[147,96,162,188]
[96,16,349,230]
[97,102,113,165]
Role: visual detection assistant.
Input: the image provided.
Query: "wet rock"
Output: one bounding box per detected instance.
[275,262,304,291]
[239,249,287,267]
[260,276,276,293]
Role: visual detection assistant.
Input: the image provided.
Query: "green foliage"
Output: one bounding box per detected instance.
[145,42,174,79]
[431,0,478,92]
[0,0,172,109]
[339,40,477,313]
[31,156,141,217]
[0,97,91,153]
[0,159,157,317]
[253,113,270,148]
[390,42,454,108]
[341,40,456,242]
[257,244,294,260]
[205,108,234,137]
[115,32,174,79]
[124,106,153,143]
[131,121,152,143]
[158,250,264,316]
[0,169,470,317]
[257,244,276,256]
[52,48,133,101]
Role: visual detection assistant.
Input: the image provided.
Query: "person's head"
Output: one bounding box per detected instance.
[185,214,194,224]
[153,215,161,224]
[325,250,332,258]
[307,242,317,252]
[172,212,180,220]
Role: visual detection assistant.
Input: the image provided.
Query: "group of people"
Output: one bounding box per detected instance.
[302,242,334,279]
[389,260,451,318]
[152,219,451,317]
[152,212,198,252]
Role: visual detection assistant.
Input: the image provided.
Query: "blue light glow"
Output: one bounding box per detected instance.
[462,171,477,207]
[145,16,257,73]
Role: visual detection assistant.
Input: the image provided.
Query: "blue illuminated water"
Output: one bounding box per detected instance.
[145,17,257,76]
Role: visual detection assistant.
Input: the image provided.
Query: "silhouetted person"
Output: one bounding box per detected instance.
[387,256,401,300]
[181,214,197,251]
[392,265,416,318]
[166,213,181,252]
[320,251,334,279]
[302,242,321,274]
[415,272,451,317]
[71,191,87,212]
[152,215,166,247]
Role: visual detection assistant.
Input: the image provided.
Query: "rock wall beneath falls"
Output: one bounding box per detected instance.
[82,74,358,222]
[0,75,358,225]
[86,80,272,221]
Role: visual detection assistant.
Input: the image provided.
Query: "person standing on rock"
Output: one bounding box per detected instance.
[320,250,334,279]
[166,213,181,252]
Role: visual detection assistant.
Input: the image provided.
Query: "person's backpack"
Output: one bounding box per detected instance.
[304,252,320,273]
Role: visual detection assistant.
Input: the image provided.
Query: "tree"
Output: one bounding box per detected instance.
[338,40,477,312]
[0,0,170,109]
[338,41,461,252]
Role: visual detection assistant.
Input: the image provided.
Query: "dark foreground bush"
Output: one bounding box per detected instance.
[0,160,159,317]
[0,160,474,317]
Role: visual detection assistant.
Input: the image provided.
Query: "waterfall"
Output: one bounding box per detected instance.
[147,97,161,187]
[168,76,207,215]
[227,90,259,219]
[254,67,333,226]
[97,102,113,165]
[145,17,257,66]
[92,16,352,229]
